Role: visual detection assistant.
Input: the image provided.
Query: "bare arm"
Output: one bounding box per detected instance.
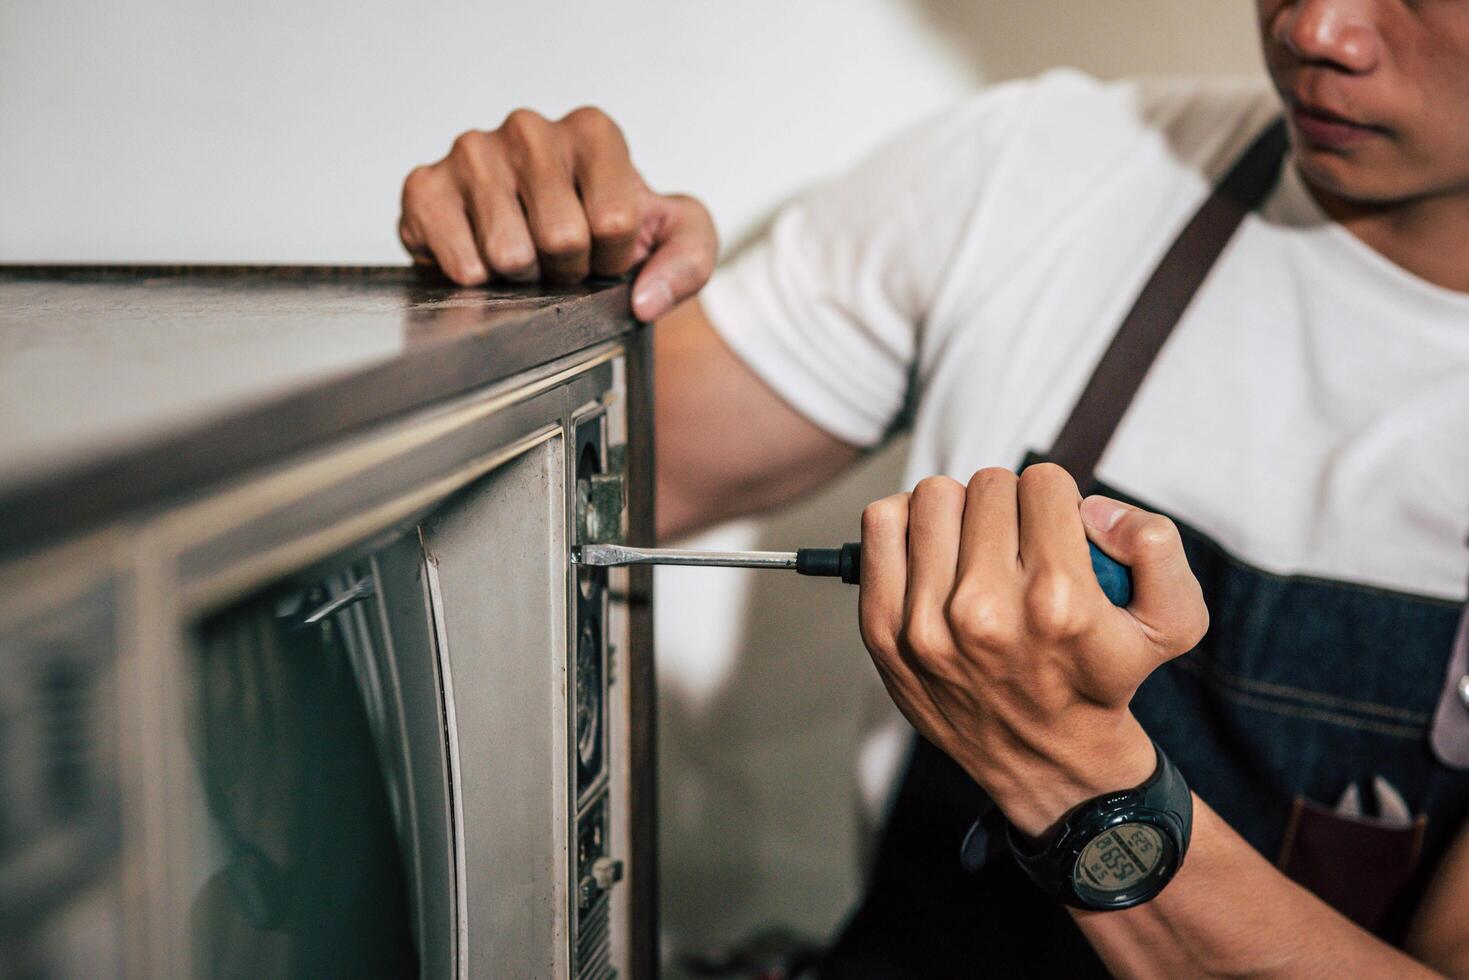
[1407,820,1469,975]
[399,107,859,540]
[857,469,1469,980]
[1076,799,1464,979]
[653,298,857,538]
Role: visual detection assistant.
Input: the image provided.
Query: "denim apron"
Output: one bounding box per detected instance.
[821,121,1469,978]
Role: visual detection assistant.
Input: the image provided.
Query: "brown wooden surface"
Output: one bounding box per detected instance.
[0,264,641,557]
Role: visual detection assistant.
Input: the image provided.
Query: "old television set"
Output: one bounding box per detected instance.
[0,267,656,979]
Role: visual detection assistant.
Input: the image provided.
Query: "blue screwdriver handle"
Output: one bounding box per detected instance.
[794,541,1133,607]
[1086,540,1133,607]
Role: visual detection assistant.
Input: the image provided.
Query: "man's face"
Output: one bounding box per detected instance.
[1257,0,1469,205]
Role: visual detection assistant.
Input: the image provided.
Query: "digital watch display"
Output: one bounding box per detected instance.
[1002,742,1192,912]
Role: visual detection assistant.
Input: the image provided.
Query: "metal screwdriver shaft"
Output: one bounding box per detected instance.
[572,539,1133,606]
[574,543,799,571]
[573,542,862,583]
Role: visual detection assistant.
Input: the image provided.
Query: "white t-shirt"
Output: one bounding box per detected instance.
[702,69,1469,605]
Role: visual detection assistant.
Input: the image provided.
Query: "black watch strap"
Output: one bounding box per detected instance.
[1003,741,1193,911]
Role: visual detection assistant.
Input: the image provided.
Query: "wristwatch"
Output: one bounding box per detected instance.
[1004,741,1193,911]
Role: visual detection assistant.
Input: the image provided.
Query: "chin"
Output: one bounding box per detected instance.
[1291,138,1417,208]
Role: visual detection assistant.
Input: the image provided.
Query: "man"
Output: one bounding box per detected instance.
[399,0,1469,975]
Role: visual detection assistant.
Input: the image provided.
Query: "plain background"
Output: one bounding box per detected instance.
[0,1,1261,970]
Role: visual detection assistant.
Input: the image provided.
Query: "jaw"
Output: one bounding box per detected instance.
[1292,128,1469,217]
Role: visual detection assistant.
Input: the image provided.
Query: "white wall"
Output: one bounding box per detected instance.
[0,0,1262,971]
[0,0,971,261]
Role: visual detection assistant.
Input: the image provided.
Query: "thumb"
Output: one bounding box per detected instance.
[1080,494,1208,656]
[630,193,718,322]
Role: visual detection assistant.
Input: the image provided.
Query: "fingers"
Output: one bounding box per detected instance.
[859,492,911,671]
[956,467,1020,585]
[400,166,486,285]
[905,477,966,651]
[445,131,537,281]
[421,203,488,286]
[398,214,433,266]
[631,194,718,321]
[1016,463,1101,641]
[520,174,590,283]
[468,182,539,282]
[857,470,1205,735]
[400,106,677,288]
[452,137,539,282]
[1079,495,1209,656]
[566,108,644,278]
[496,110,586,283]
[1017,463,1088,569]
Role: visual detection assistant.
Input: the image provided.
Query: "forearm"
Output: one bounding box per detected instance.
[851,470,1469,978]
[1406,822,1469,975]
[654,298,859,539]
[1074,797,1443,979]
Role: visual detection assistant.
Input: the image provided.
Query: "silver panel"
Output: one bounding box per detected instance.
[165,354,617,615]
[422,432,570,977]
[374,536,457,979]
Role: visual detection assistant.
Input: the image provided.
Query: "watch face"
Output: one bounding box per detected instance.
[1073,822,1167,899]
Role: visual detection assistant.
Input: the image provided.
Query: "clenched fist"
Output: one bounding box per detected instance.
[859,463,1210,838]
[400,107,718,322]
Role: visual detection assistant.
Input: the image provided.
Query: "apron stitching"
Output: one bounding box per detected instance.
[1171,660,1426,738]
[1093,479,1466,610]
[1170,654,1431,723]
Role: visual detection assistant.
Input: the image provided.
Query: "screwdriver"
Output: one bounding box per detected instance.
[572,540,1133,607]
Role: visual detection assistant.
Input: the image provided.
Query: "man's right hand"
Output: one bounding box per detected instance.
[399,106,718,323]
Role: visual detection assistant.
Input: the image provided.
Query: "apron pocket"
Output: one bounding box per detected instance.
[1276,791,1425,934]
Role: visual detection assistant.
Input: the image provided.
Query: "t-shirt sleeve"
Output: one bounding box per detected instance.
[698,80,1038,449]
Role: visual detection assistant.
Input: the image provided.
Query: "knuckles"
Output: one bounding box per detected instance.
[561,105,620,140]
[1131,513,1184,559]
[1170,584,1211,655]
[1188,600,1211,648]
[400,164,440,207]
[861,495,909,539]
[944,589,1018,648]
[401,104,643,282]
[944,570,1093,652]
[448,128,491,163]
[397,214,418,243]
[484,235,536,275]
[500,107,549,145]
[586,201,638,241]
[898,611,953,663]
[911,474,966,504]
[857,613,895,662]
[1180,610,1209,653]
[968,466,1017,494]
[536,222,591,258]
[1018,461,1078,496]
[910,475,966,524]
[1021,569,1091,640]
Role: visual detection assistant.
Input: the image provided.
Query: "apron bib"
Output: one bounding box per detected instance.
[822,120,1469,978]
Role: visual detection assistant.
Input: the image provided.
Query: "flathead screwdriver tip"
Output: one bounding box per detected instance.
[573,543,633,567]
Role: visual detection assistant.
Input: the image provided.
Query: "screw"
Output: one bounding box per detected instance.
[591,856,624,890]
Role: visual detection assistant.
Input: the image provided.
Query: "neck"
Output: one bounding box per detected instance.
[1304,175,1469,294]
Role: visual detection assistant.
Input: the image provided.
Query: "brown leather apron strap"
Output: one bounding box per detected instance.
[1047,119,1289,486]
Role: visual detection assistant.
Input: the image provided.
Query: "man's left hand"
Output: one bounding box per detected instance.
[858,463,1209,838]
